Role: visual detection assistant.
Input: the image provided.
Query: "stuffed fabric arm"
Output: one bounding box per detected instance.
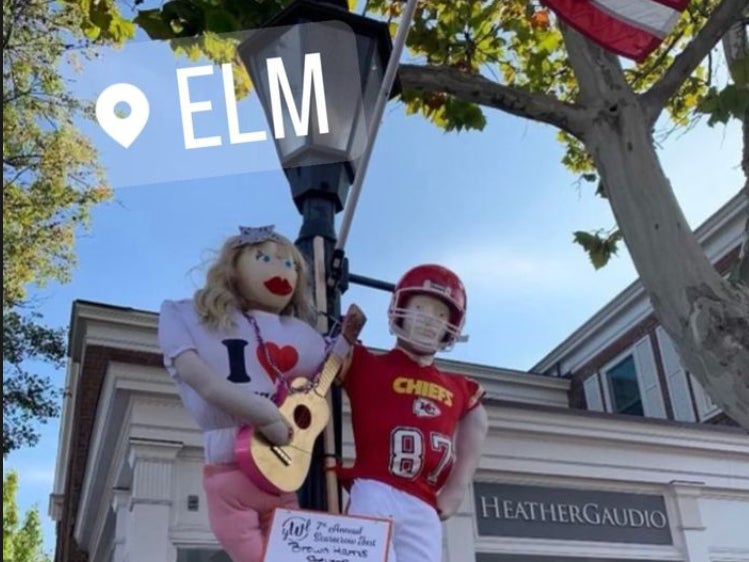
[331,335,356,385]
[173,351,292,445]
[437,404,489,520]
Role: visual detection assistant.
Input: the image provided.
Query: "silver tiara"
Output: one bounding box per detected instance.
[232,225,291,247]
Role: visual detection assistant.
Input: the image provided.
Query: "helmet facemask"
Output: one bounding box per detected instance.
[389,292,463,354]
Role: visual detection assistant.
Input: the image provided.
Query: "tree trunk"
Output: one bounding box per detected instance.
[723,6,749,286]
[562,27,749,429]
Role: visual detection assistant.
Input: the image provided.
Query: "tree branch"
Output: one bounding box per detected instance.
[642,0,747,124]
[559,23,631,105]
[398,64,590,139]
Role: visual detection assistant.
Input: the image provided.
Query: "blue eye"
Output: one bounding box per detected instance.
[255,251,271,263]
[263,255,271,263]
[284,259,293,269]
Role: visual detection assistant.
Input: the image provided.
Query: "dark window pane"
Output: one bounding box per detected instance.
[606,355,643,416]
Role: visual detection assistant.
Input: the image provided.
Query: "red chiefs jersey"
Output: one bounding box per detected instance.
[337,345,485,510]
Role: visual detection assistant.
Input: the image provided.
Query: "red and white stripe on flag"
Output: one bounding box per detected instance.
[541,0,690,62]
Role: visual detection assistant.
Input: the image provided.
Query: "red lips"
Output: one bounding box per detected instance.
[264,276,293,296]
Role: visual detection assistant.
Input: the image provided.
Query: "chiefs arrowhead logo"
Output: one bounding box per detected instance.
[413,397,441,418]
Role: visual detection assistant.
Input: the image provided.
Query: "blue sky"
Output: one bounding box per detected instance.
[3,21,743,557]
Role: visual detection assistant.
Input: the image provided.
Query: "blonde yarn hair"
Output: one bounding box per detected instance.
[194,232,316,331]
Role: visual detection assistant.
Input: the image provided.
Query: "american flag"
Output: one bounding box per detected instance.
[541,0,690,62]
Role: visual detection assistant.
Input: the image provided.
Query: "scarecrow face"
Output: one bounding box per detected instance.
[398,293,451,355]
[236,240,298,314]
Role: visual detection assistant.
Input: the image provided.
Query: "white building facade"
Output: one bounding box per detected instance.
[51,193,749,562]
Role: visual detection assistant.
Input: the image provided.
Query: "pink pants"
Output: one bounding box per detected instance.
[203,463,298,562]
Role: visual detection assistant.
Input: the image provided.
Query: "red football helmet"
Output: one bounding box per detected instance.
[388,264,468,353]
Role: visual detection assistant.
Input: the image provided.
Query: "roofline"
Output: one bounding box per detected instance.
[530,190,747,374]
[67,300,160,362]
[485,398,748,436]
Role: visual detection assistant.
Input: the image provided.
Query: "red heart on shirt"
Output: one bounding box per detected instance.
[257,342,299,381]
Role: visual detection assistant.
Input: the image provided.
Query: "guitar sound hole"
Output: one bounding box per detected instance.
[294,406,311,429]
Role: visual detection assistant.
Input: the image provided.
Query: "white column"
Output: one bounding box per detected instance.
[112,489,130,562]
[442,484,478,562]
[669,480,709,562]
[126,439,182,562]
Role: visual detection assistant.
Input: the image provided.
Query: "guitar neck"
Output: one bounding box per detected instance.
[316,353,343,396]
[314,304,363,395]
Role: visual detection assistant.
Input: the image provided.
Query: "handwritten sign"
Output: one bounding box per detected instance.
[263,508,392,562]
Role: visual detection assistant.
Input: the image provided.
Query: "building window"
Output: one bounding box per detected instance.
[593,335,666,419]
[605,355,644,416]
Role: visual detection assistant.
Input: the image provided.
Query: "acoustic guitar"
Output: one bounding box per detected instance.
[235,304,366,494]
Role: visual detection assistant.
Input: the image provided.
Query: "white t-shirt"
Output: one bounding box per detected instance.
[158,298,326,463]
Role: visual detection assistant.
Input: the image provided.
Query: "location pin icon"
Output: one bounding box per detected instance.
[95,83,150,148]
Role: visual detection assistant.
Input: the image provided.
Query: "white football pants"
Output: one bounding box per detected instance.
[346,478,442,562]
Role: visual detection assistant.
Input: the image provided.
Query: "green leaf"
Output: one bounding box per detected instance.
[86,0,135,43]
[80,20,101,40]
[573,230,623,270]
[443,97,487,131]
[162,0,205,37]
[134,9,176,40]
[88,0,114,35]
[202,32,239,63]
[205,9,241,34]
[727,54,749,87]
[697,84,749,126]
[537,30,561,53]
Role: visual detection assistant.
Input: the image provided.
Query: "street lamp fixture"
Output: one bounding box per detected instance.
[237,0,400,219]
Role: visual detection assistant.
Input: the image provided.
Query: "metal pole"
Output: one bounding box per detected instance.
[312,236,342,514]
[348,273,395,293]
[294,200,341,513]
[335,0,420,252]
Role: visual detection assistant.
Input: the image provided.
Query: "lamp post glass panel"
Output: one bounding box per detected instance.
[237,0,398,216]
[237,0,397,512]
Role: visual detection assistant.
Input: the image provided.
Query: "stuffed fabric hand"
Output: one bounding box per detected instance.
[436,484,465,521]
[257,415,294,446]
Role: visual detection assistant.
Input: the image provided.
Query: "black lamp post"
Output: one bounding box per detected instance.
[237,0,400,512]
